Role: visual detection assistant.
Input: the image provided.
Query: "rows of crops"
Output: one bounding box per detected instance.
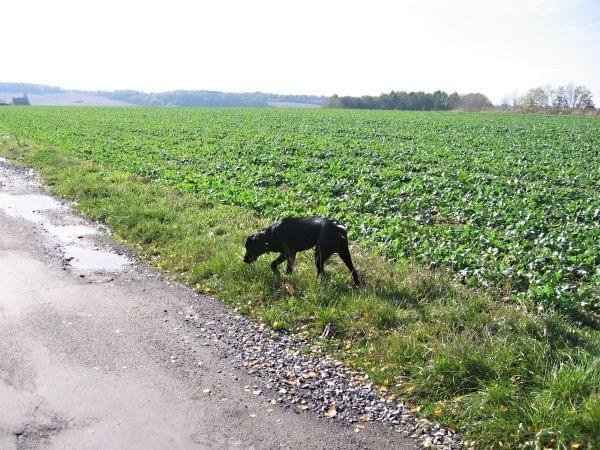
[1,107,598,315]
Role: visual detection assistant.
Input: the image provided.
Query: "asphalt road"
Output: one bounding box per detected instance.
[0,160,412,449]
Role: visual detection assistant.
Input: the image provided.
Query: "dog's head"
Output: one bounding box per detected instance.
[243,231,270,263]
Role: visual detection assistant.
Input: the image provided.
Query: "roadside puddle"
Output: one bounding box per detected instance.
[63,246,129,271]
[0,191,129,273]
[46,224,98,241]
[0,193,64,222]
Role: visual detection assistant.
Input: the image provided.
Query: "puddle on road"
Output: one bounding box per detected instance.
[0,193,97,241]
[46,224,97,241]
[0,193,64,223]
[64,246,129,271]
[0,190,129,273]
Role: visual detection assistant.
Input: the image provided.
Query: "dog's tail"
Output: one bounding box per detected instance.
[334,221,348,241]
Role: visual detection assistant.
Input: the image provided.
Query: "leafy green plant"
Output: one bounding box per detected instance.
[1,107,598,321]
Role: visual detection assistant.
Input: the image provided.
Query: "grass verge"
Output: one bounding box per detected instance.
[1,137,599,449]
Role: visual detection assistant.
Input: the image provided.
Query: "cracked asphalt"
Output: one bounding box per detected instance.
[0,159,412,449]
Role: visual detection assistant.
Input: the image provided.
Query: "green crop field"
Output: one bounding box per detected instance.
[1,107,599,448]
[0,107,598,317]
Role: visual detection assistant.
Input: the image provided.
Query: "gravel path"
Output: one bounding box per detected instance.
[191,312,462,449]
[0,156,462,449]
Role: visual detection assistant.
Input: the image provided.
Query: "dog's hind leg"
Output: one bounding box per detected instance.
[338,245,360,286]
[285,251,296,274]
[271,254,286,274]
[280,244,296,274]
[314,246,334,278]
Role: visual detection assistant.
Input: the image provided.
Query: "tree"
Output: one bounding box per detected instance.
[324,94,341,108]
[500,95,512,110]
[509,91,523,108]
[551,86,567,108]
[557,84,595,110]
[448,92,461,109]
[523,87,549,108]
[324,90,493,111]
[500,84,595,112]
[573,85,594,109]
[458,93,493,110]
[564,84,578,109]
[432,90,449,110]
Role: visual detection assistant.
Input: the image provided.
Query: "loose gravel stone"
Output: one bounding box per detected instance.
[189,308,463,449]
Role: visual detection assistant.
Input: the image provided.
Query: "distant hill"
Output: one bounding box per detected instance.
[0,91,134,106]
[0,82,325,107]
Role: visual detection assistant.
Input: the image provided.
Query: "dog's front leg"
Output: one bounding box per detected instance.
[271,254,286,274]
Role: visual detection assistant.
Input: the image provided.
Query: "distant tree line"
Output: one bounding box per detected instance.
[0,82,62,94]
[3,81,595,112]
[324,91,493,111]
[501,84,595,112]
[98,90,325,107]
[0,82,326,107]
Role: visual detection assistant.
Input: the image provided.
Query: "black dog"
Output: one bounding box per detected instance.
[243,217,360,285]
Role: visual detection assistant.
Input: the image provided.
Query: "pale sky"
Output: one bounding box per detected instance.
[2,0,599,103]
